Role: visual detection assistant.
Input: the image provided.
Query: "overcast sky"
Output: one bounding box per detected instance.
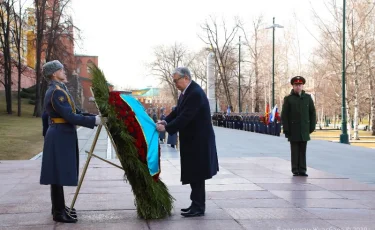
[70,0,329,89]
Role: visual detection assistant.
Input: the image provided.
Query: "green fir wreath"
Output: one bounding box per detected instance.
[90,65,174,219]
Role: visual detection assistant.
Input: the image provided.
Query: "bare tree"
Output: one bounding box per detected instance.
[189,48,209,92]
[12,0,27,116]
[240,15,265,112]
[200,17,239,110]
[40,0,75,111]
[306,0,375,138]
[0,0,16,114]
[33,0,47,117]
[33,0,76,116]
[150,43,192,104]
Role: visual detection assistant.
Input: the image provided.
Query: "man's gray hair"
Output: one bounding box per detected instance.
[172,67,191,80]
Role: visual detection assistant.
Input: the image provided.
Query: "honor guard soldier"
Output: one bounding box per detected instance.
[249,114,254,132]
[281,76,316,177]
[167,106,178,148]
[40,60,104,223]
[275,115,281,136]
[243,115,248,131]
[223,114,228,128]
[159,108,166,142]
[218,113,224,127]
[233,114,237,129]
[212,113,217,126]
[237,114,243,130]
[227,114,232,129]
[254,114,259,133]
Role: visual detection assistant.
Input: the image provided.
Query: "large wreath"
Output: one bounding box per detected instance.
[90,65,173,219]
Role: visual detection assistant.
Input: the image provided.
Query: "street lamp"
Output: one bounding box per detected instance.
[237,37,247,113]
[340,0,349,144]
[238,36,242,113]
[266,17,284,108]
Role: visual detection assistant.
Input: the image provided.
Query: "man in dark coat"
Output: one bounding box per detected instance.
[157,67,219,217]
[281,76,316,177]
[40,60,103,223]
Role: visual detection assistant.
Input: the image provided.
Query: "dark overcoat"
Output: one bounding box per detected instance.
[281,90,317,142]
[40,81,96,186]
[165,81,219,184]
[42,111,49,137]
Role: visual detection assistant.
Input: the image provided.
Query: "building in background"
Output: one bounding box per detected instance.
[132,86,175,116]
[74,55,114,113]
[0,0,113,114]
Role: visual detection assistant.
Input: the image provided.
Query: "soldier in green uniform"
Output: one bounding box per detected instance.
[281,76,316,177]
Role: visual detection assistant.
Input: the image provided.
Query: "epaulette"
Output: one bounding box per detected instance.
[52,85,76,114]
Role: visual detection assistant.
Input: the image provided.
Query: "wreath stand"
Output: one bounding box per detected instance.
[68,91,123,214]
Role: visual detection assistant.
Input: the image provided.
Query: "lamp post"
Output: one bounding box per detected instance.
[340,0,349,144]
[266,17,283,108]
[238,36,242,113]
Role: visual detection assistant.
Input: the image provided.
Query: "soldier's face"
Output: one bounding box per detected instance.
[53,69,67,82]
[293,83,303,93]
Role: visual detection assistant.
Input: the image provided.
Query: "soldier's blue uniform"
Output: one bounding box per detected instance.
[249,115,255,132]
[40,81,96,186]
[159,111,166,142]
[42,111,49,137]
[167,106,178,148]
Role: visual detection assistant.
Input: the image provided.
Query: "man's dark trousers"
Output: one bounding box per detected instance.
[190,180,205,212]
[290,141,307,174]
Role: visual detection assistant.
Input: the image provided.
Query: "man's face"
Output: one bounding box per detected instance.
[293,83,303,93]
[172,73,189,91]
[53,69,67,82]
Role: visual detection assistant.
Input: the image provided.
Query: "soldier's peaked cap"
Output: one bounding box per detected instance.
[290,76,306,85]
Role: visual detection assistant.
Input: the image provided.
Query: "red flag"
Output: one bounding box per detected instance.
[265,104,270,125]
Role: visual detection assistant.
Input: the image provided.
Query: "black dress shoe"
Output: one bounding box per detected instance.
[52,206,76,215]
[181,206,191,212]
[299,172,308,177]
[181,210,205,217]
[53,210,78,223]
[65,209,77,219]
[293,173,299,176]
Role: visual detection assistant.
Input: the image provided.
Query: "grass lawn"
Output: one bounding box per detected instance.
[0,93,43,160]
[311,130,375,148]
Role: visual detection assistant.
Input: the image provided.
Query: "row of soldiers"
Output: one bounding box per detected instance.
[212,112,281,136]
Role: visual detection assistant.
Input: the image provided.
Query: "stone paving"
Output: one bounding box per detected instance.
[0,127,375,229]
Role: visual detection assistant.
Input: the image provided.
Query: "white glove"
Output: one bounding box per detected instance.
[95,115,102,125]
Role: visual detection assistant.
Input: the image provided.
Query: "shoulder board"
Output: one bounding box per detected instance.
[53,85,76,114]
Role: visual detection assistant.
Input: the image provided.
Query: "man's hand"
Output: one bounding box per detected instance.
[157,120,167,126]
[157,123,166,132]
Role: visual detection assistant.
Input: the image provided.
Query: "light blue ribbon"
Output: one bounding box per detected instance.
[120,94,159,176]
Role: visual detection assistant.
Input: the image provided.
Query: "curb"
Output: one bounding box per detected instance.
[30,127,83,160]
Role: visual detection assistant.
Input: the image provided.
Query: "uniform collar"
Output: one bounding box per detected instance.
[290,89,305,97]
[51,80,68,91]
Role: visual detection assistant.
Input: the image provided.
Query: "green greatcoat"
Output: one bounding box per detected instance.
[281,90,317,142]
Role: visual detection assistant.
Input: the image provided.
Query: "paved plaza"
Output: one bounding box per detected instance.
[0,127,374,229]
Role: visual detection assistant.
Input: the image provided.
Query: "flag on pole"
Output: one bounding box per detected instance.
[265,104,270,125]
[270,105,278,122]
